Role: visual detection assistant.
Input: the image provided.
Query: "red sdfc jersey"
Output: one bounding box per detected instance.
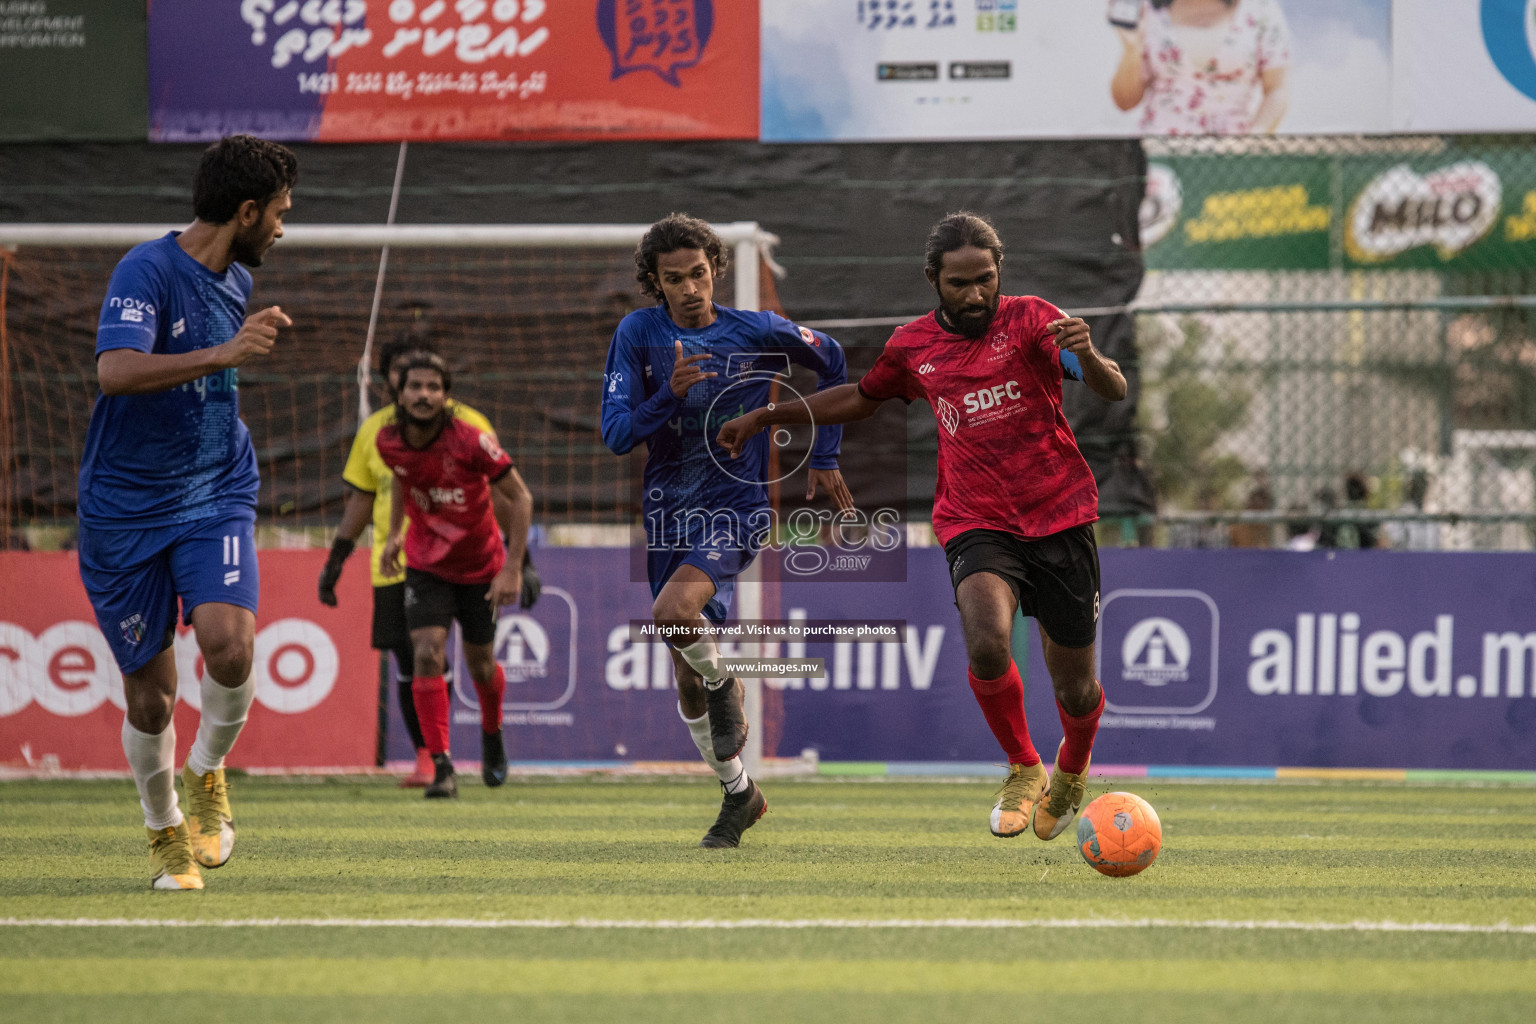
[857,294,1099,545]
[375,417,513,584]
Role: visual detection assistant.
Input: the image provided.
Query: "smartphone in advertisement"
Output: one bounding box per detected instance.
[1108,0,1142,29]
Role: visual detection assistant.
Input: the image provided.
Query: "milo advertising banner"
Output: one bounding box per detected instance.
[1143,147,1536,271]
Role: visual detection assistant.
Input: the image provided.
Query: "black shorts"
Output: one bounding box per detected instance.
[943,524,1100,649]
[403,567,498,646]
[371,581,410,650]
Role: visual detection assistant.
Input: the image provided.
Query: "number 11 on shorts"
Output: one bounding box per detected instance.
[223,534,241,586]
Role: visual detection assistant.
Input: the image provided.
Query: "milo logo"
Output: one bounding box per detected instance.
[1346,161,1502,263]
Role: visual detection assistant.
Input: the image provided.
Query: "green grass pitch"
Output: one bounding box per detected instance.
[2,775,1534,1023]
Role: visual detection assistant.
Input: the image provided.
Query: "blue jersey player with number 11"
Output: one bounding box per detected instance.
[601,213,850,848]
[76,135,297,891]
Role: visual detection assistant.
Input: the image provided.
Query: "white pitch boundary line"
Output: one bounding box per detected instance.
[2,917,1534,934]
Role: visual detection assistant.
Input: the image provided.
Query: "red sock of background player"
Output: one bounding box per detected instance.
[411,676,450,756]
[473,666,506,733]
[968,662,1040,766]
[1056,683,1105,774]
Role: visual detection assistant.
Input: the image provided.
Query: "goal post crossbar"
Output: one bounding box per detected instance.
[0,222,778,250]
[0,221,776,317]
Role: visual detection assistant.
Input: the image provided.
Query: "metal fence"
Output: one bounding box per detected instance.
[1126,135,1536,551]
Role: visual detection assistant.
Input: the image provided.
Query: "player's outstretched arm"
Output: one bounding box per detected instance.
[486,467,533,608]
[716,383,882,460]
[97,306,292,395]
[1048,317,1127,402]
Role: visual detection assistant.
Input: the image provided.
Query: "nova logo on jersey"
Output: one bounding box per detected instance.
[108,297,155,322]
[961,380,1022,414]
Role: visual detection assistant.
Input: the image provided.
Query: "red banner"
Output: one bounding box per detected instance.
[149,1,759,142]
[0,550,377,771]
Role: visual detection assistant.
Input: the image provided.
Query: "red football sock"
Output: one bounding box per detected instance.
[473,665,506,733]
[411,676,451,756]
[968,662,1040,766]
[1056,683,1105,775]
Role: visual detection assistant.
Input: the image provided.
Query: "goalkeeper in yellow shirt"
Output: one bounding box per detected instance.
[318,335,539,786]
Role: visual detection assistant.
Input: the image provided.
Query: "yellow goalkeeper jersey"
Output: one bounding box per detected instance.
[342,400,495,587]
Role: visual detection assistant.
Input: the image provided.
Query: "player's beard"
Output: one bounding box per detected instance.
[940,292,999,339]
[230,222,272,268]
[402,402,448,434]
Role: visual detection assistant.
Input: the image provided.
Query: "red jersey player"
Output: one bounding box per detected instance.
[718,212,1127,841]
[378,353,533,799]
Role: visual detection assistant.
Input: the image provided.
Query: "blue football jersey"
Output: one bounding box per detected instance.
[600,304,847,519]
[77,233,260,527]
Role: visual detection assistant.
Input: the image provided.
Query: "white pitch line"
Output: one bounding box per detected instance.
[1,917,1534,934]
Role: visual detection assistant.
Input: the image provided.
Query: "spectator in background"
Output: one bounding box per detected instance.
[1283,508,1318,551]
[1229,470,1274,548]
[1384,470,1441,551]
[1314,485,1340,549]
[1344,472,1380,549]
[1110,0,1292,135]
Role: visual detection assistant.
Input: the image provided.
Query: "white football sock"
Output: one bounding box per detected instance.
[185,669,255,777]
[122,718,182,830]
[680,703,751,794]
[675,634,726,687]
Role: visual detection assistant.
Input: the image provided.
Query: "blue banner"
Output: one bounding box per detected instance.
[389,548,1536,771]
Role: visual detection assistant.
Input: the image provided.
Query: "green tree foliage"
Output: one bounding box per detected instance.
[1139,316,1253,510]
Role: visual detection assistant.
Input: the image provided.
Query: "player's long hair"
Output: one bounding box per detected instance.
[193,135,299,224]
[924,212,1005,279]
[634,213,730,302]
[398,352,453,394]
[379,333,439,401]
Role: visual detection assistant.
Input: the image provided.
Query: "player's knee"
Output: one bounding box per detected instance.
[651,595,692,628]
[966,639,1013,681]
[1048,663,1098,707]
[464,649,496,683]
[125,685,176,734]
[201,635,253,685]
[413,644,446,678]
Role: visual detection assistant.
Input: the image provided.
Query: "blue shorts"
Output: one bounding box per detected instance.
[77,512,259,675]
[647,517,764,625]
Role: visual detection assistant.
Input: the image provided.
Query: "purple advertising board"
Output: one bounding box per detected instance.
[389,548,1536,771]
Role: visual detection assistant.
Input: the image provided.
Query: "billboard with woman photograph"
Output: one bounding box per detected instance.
[762,0,1393,140]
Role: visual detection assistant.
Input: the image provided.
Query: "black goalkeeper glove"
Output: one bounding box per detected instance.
[519,549,541,609]
[318,537,355,607]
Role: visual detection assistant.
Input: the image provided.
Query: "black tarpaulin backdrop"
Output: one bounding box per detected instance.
[0,140,1153,524]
